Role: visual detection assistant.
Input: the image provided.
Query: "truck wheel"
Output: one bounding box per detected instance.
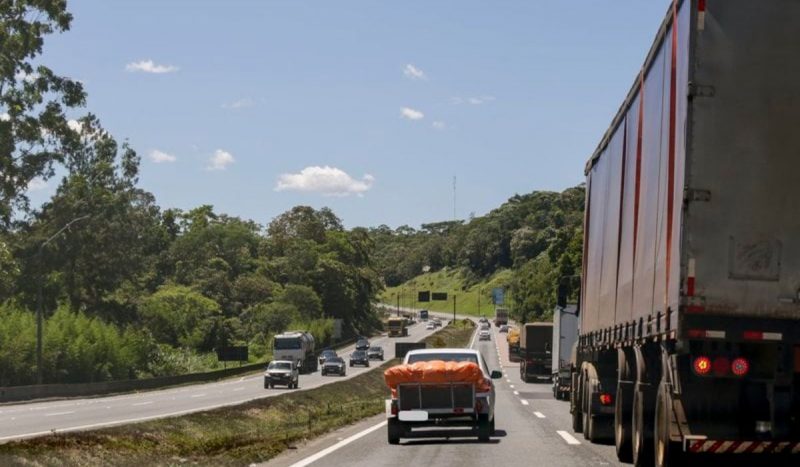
[489,416,496,435]
[615,380,634,462]
[654,383,683,467]
[264,379,269,389]
[632,387,653,467]
[387,418,402,445]
[477,414,491,442]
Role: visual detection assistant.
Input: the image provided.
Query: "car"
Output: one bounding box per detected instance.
[480,322,490,330]
[499,325,509,333]
[264,360,299,389]
[479,317,488,323]
[426,322,436,330]
[433,319,442,327]
[367,345,384,360]
[479,329,491,341]
[321,356,347,376]
[318,349,337,366]
[349,349,370,367]
[355,337,370,350]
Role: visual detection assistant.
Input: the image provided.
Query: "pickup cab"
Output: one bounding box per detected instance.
[385,348,502,444]
[264,360,299,389]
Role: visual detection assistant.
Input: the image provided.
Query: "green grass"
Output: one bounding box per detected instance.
[381,268,514,317]
[0,320,477,467]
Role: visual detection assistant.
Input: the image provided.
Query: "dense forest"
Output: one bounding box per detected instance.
[0,3,381,386]
[369,186,585,323]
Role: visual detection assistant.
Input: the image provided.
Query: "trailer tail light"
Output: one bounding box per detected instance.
[693,356,712,376]
[391,402,398,416]
[687,329,726,339]
[731,358,750,377]
[742,331,783,341]
[712,357,730,376]
[475,400,483,413]
[698,0,706,31]
[599,393,613,406]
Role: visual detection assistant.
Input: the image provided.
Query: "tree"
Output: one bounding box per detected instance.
[279,284,322,321]
[0,239,18,298]
[139,286,222,351]
[0,1,87,226]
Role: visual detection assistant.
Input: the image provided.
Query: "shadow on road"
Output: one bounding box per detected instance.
[399,428,508,445]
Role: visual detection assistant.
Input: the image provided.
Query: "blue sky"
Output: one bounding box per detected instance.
[32,0,671,228]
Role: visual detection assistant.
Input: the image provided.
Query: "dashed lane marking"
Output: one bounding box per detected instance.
[44,411,75,417]
[288,421,388,467]
[513,391,519,396]
[534,412,546,418]
[557,430,581,445]
[132,401,153,407]
[520,400,529,406]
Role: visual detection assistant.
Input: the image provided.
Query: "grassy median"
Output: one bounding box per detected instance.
[0,319,475,467]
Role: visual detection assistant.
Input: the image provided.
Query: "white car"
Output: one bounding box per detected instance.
[479,329,491,341]
[426,322,436,330]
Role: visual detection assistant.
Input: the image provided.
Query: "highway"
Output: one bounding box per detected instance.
[0,319,440,443]
[265,320,624,467]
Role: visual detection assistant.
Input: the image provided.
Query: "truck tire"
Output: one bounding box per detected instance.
[615,380,634,462]
[571,372,583,433]
[632,387,653,467]
[477,414,491,442]
[654,383,684,467]
[490,415,496,435]
[264,378,269,389]
[387,418,402,445]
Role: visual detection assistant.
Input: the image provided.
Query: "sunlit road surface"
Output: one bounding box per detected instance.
[0,319,441,443]
[265,320,624,467]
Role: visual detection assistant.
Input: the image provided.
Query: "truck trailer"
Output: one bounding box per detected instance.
[519,322,553,383]
[494,307,509,327]
[272,331,318,374]
[552,305,578,400]
[570,1,800,465]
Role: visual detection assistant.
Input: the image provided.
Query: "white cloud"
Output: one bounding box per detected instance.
[403,64,426,80]
[275,166,375,197]
[432,121,446,130]
[222,98,254,109]
[207,149,235,170]
[67,119,86,134]
[451,95,495,105]
[27,177,48,192]
[149,149,177,163]
[400,107,424,120]
[0,113,9,122]
[125,59,179,74]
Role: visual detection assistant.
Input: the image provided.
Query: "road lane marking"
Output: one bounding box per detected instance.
[132,401,152,406]
[190,393,206,398]
[557,430,581,445]
[520,400,529,406]
[506,379,511,383]
[534,412,546,418]
[288,421,388,467]
[513,391,519,396]
[44,411,75,417]
[509,384,515,389]
[233,387,245,391]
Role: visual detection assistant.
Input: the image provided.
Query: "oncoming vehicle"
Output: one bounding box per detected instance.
[349,349,370,367]
[321,356,346,376]
[385,348,502,444]
[368,346,385,361]
[264,360,299,389]
[355,337,370,351]
[499,325,509,333]
[318,349,337,366]
[479,329,491,341]
[387,317,408,337]
[426,322,436,330]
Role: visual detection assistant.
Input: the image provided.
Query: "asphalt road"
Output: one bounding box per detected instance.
[265,320,625,467]
[0,319,441,443]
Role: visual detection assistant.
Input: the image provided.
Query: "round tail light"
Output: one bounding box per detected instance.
[693,356,712,376]
[731,357,750,377]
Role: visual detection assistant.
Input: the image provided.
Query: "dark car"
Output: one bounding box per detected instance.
[355,337,370,350]
[319,349,337,366]
[367,346,384,361]
[350,349,370,367]
[321,356,347,376]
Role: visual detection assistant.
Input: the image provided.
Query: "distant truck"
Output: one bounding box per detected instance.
[552,305,578,400]
[387,317,409,337]
[494,307,509,327]
[507,327,520,362]
[570,1,800,464]
[419,309,429,321]
[519,322,553,382]
[272,331,318,374]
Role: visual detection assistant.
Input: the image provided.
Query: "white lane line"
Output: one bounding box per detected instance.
[509,384,515,389]
[513,391,519,396]
[506,379,511,383]
[44,411,75,417]
[190,393,207,398]
[534,411,546,419]
[520,400,529,406]
[132,401,153,407]
[233,387,245,391]
[288,420,388,467]
[557,430,581,445]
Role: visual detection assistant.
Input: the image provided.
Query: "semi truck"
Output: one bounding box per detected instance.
[494,307,509,327]
[272,331,318,374]
[570,1,800,465]
[519,323,553,383]
[387,317,409,337]
[552,305,578,400]
[419,309,429,321]
[507,327,520,362]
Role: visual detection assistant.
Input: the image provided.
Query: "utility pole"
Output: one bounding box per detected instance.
[477,289,481,318]
[36,215,90,384]
[453,294,457,323]
[396,292,400,316]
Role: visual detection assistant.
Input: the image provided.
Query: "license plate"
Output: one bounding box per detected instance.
[399,410,429,422]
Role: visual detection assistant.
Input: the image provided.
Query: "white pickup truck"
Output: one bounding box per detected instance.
[385,348,502,443]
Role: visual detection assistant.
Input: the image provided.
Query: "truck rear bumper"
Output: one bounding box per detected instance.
[685,438,800,454]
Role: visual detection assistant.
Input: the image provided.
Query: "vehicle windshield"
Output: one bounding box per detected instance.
[268,362,292,371]
[369,346,381,351]
[273,338,301,350]
[327,357,343,364]
[321,350,336,357]
[406,353,479,365]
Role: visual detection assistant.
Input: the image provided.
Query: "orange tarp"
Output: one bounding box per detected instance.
[384,360,491,396]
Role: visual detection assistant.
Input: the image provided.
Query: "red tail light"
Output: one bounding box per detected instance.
[599,393,613,406]
[712,357,730,376]
[475,400,483,413]
[390,402,398,416]
[693,356,712,376]
[731,357,750,377]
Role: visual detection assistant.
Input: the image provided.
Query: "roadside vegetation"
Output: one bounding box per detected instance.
[0,321,476,466]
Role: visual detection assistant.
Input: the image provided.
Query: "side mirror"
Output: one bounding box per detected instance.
[490,370,503,379]
[557,283,568,308]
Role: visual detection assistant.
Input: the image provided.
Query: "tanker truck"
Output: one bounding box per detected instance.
[570,1,800,465]
[273,331,318,374]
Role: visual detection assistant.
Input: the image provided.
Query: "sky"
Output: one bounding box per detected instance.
[29,0,672,229]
